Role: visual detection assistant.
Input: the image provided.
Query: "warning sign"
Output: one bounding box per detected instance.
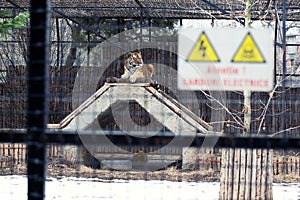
[178,28,274,92]
[187,32,220,62]
[231,32,265,63]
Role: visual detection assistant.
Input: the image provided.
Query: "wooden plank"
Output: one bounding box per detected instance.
[245,148,252,200]
[0,144,3,168]
[228,148,234,200]
[145,86,211,133]
[54,83,111,129]
[273,156,278,175]
[232,149,240,200]
[290,157,294,174]
[221,149,229,200]
[239,149,246,199]
[94,145,181,155]
[256,149,267,199]
[149,87,213,131]
[251,149,257,200]
[296,157,300,177]
[94,153,180,161]
[47,124,60,129]
[266,149,273,199]
[108,83,151,87]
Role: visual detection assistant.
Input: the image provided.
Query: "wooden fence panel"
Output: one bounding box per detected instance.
[273,156,300,176]
[0,143,26,168]
[0,144,299,178]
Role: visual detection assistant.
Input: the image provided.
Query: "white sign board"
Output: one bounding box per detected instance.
[177,28,274,91]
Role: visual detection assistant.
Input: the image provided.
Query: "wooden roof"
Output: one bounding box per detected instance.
[1,0,299,21]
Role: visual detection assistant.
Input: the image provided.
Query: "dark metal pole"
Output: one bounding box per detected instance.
[281,0,287,132]
[274,6,278,88]
[27,0,50,199]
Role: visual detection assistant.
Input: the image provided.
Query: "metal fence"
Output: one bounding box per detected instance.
[0,0,300,200]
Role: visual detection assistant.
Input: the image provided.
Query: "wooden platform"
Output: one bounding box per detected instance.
[47,83,212,168]
[47,82,212,133]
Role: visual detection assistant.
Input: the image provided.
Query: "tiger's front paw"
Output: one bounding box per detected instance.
[106,77,117,83]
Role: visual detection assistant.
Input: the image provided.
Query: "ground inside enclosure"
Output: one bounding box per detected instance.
[1,175,299,200]
[0,155,299,199]
[0,149,299,183]
[0,160,298,183]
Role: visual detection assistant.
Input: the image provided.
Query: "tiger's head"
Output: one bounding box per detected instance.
[124,52,144,73]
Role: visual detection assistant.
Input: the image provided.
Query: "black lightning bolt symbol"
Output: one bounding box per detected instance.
[199,40,206,57]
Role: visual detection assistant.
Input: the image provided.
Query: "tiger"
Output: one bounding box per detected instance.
[107,51,155,83]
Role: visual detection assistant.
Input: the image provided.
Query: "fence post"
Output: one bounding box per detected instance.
[27,0,51,199]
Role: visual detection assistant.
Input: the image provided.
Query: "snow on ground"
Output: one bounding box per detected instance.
[0,175,299,200]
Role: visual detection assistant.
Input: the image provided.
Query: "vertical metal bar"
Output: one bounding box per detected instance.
[56,17,63,115]
[56,17,60,68]
[148,18,152,42]
[27,0,50,199]
[274,12,278,88]
[281,0,287,132]
[140,7,143,46]
[87,18,91,67]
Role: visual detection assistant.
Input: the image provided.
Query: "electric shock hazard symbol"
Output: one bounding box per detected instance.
[187,32,220,62]
[231,32,265,63]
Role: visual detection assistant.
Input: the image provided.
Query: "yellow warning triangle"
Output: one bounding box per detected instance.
[187,32,220,62]
[231,32,265,63]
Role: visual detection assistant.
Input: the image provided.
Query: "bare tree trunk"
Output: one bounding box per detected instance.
[243,91,251,132]
[65,21,81,67]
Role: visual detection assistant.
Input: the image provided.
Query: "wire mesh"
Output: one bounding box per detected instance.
[0,0,299,199]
